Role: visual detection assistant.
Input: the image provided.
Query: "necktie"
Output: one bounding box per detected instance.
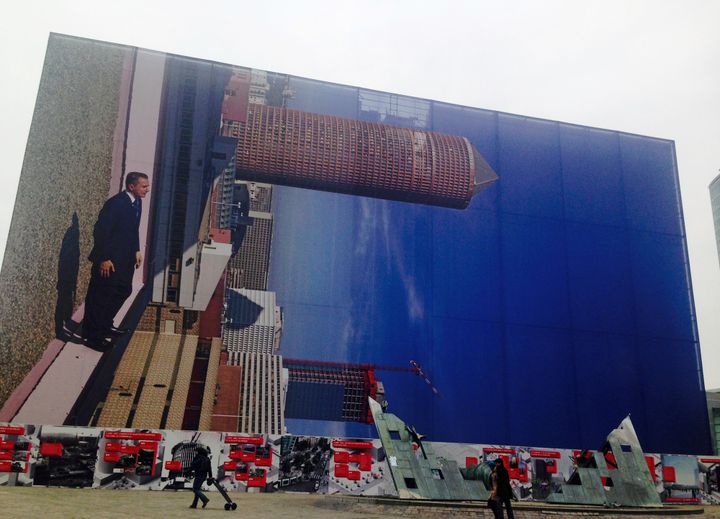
[133,198,141,222]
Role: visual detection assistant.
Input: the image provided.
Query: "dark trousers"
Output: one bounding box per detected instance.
[83,266,132,340]
[191,482,209,507]
[492,497,515,519]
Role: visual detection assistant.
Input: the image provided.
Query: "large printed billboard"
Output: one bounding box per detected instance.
[0,33,710,455]
[2,420,719,504]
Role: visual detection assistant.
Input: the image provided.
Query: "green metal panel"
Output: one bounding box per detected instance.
[547,416,662,507]
[369,398,489,500]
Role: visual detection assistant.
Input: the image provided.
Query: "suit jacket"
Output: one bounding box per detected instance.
[88,191,141,285]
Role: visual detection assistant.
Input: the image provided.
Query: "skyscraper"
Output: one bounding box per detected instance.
[227,209,273,291]
[149,57,234,310]
[283,359,380,424]
[223,289,283,358]
[221,103,497,209]
[216,351,287,435]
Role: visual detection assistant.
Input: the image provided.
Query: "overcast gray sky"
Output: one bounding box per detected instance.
[1,1,719,387]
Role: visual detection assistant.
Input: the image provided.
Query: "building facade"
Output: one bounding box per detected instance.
[149,57,233,309]
[284,360,378,424]
[220,104,497,209]
[230,351,287,435]
[227,209,273,291]
[223,289,283,358]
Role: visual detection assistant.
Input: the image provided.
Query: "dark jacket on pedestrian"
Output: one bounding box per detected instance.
[494,463,513,499]
[191,451,213,489]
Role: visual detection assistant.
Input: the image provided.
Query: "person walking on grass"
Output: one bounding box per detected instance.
[189,447,213,509]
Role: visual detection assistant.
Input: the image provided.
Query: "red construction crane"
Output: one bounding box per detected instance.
[282,358,440,396]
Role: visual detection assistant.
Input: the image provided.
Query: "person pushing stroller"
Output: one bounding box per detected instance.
[189,447,213,509]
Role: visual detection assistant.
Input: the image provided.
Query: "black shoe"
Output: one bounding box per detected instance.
[56,328,77,342]
[109,326,130,336]
[202,500,209,508]
[189,505,197,509]
[83,337,113,352]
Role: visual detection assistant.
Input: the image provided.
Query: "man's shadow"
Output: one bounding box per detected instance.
[55,212,80,339]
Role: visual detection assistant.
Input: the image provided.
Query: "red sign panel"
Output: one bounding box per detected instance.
[104,452,121,463]
[346,452,372,471]
[334,464,349,478]
[645,456,657,482]
[0,426,25,435]
[235,447,256,463]
[332,440,373,450]
[700,457,720,464]
[165,460,182,471]
[255,452,273,467]
[529,449,561,459]
[40,442,63,457]
[240,452,256,463]
[248,469,266,487]
[224,436,264,445]
[119,445,139,455]
[483,447,515,455]
[104,431,162,441]
[664,497,700,503]
[334,451,349,463]
[510,466,528,482]
[662,466,676,483]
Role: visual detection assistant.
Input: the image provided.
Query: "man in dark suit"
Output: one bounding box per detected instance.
[82,171,150,350]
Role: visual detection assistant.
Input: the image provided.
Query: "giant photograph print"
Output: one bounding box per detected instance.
[0,33,709,458]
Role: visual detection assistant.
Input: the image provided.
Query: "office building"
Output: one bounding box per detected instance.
[222,351,287,435]
[220,103,497,209]
[284,359,380,424]
[227,211,273,291]
[223,289,283,357]
[149,57,234,310]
